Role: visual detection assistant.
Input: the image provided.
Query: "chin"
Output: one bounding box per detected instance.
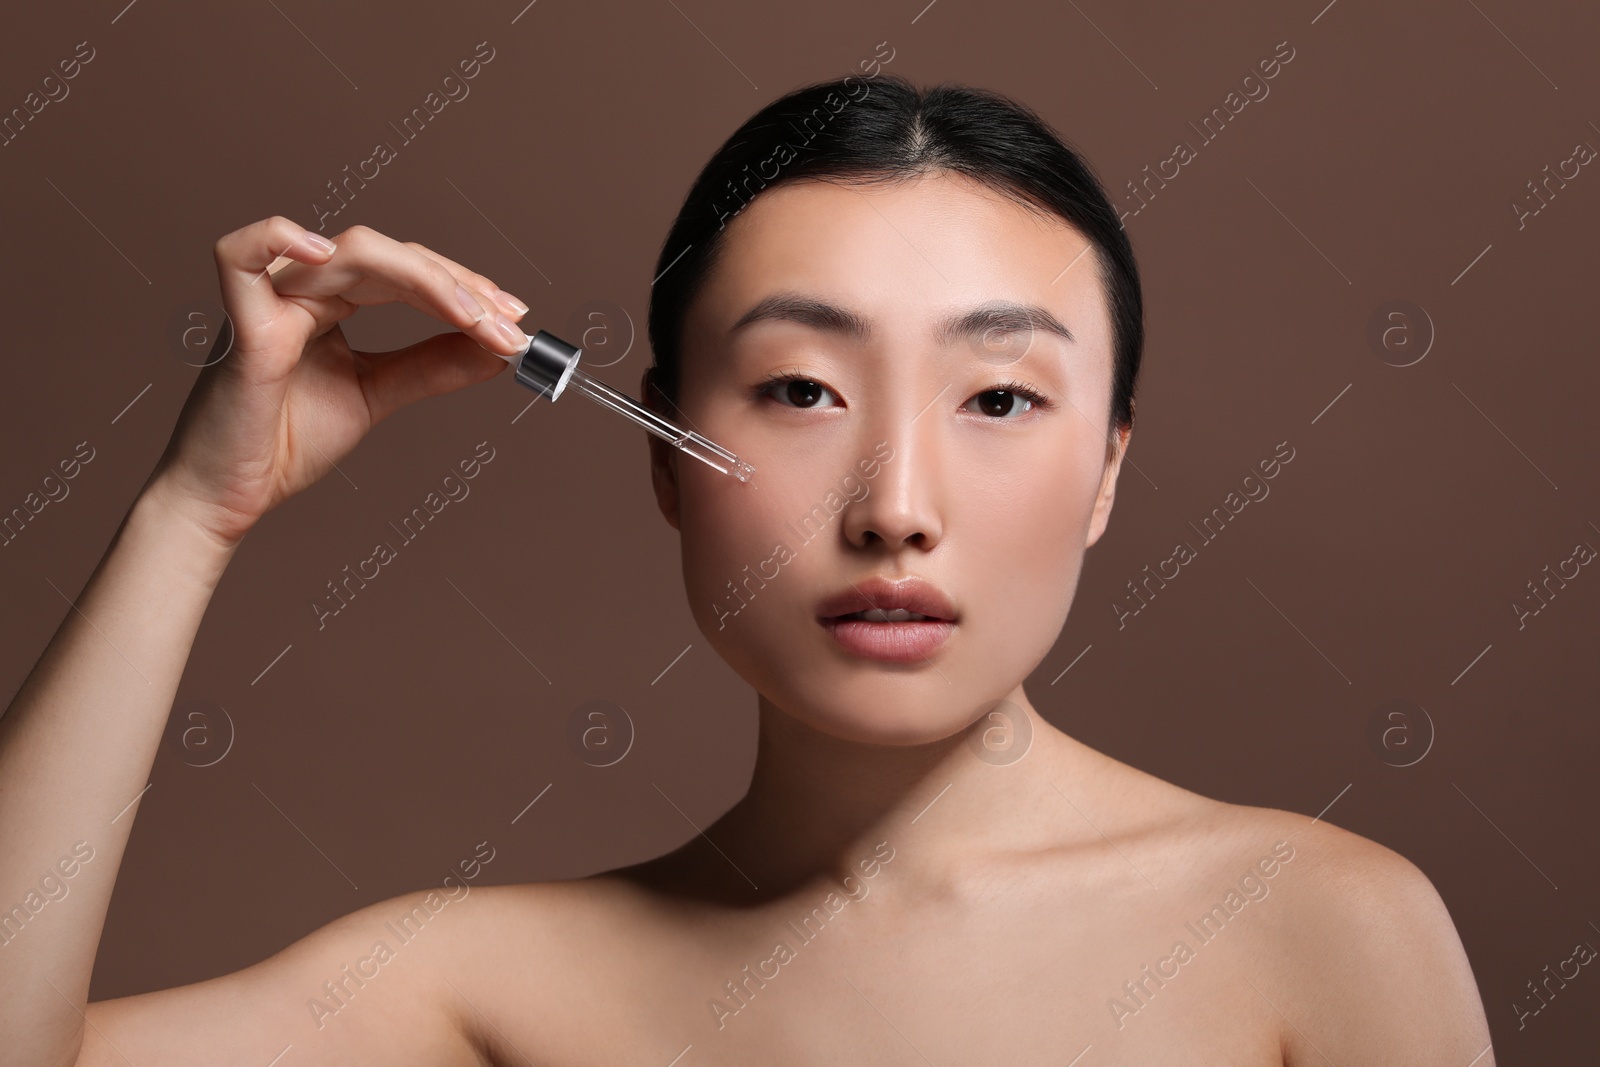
[775,689,985,747]
[762,654,1026,744]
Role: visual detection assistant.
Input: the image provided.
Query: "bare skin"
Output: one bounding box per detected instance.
[1,176,1494,1067]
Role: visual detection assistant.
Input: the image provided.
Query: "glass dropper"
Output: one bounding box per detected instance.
[501,329,756,483]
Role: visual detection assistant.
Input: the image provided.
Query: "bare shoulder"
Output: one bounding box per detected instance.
[435,874,688,1062]
[1066,745,1496,1065]
[1186,800,1496,1065]
[83,885,524,1067]
[81,876,661,1067]
[440,873,662,994]
[445,872,665,956]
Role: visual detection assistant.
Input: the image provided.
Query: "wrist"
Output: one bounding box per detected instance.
[127,476,246,586]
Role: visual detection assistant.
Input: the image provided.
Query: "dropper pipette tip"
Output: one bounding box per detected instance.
[506,327,755,482]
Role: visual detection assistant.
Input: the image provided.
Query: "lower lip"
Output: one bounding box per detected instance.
[818,616,956,662]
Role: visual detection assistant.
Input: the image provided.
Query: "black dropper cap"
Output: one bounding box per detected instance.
[512,330,582,400]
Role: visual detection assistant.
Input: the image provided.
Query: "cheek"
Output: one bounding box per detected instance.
[962,439,1102,640]
[676,454,861,716]
[675,456,812,632]
[993,462,1093,566]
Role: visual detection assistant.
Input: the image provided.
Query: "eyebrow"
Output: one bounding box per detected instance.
[729,292,1075,347]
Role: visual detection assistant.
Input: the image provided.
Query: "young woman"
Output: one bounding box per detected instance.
[2,74,1493,1065]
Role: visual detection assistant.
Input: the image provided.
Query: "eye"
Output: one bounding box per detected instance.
[752,371,1052,418]
[755,370,841,409]
[962,380,1052,419]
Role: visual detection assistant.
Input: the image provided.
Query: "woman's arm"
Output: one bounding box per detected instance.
[0,479,239,1066]
[2,484,489,1067]
[0,216,533,1067]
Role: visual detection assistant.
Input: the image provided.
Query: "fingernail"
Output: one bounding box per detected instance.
[494,313,527,349]
[456,285,486,323]
[302,232,336,255]
[493,289,529,316]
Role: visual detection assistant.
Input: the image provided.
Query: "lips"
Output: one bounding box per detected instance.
[815,578,958,662]
[816,576,958,623]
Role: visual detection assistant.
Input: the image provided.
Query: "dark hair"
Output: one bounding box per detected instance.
[646,73,1142,450]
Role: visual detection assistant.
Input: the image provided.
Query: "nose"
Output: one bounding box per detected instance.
[840,389,945,552]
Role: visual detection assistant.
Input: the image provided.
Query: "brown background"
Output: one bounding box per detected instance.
[1,0,1595,1060]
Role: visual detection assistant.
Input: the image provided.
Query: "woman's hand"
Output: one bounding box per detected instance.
[146,216,531,550]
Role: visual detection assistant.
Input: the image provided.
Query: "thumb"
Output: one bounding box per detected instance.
[215,216,337,341]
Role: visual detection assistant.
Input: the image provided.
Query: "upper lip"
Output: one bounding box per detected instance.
[817,576,958,622]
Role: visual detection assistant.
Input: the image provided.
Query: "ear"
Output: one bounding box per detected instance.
[642,367,681,531]
[1085,422,1131,549]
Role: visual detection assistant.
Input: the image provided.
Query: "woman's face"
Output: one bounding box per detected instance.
[645,170,1126,746]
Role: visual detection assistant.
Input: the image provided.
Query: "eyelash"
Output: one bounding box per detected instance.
[753,369,1053,416]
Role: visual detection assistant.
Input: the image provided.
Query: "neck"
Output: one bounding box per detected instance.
[708,684,1090,895]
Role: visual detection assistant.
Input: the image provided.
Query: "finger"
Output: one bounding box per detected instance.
[356,331,510,426]
[214,216,337,335]
[402,241,529,321]
[274,225,529,356]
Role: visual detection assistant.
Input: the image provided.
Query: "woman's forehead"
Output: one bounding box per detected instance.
[686,174,1110,359]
